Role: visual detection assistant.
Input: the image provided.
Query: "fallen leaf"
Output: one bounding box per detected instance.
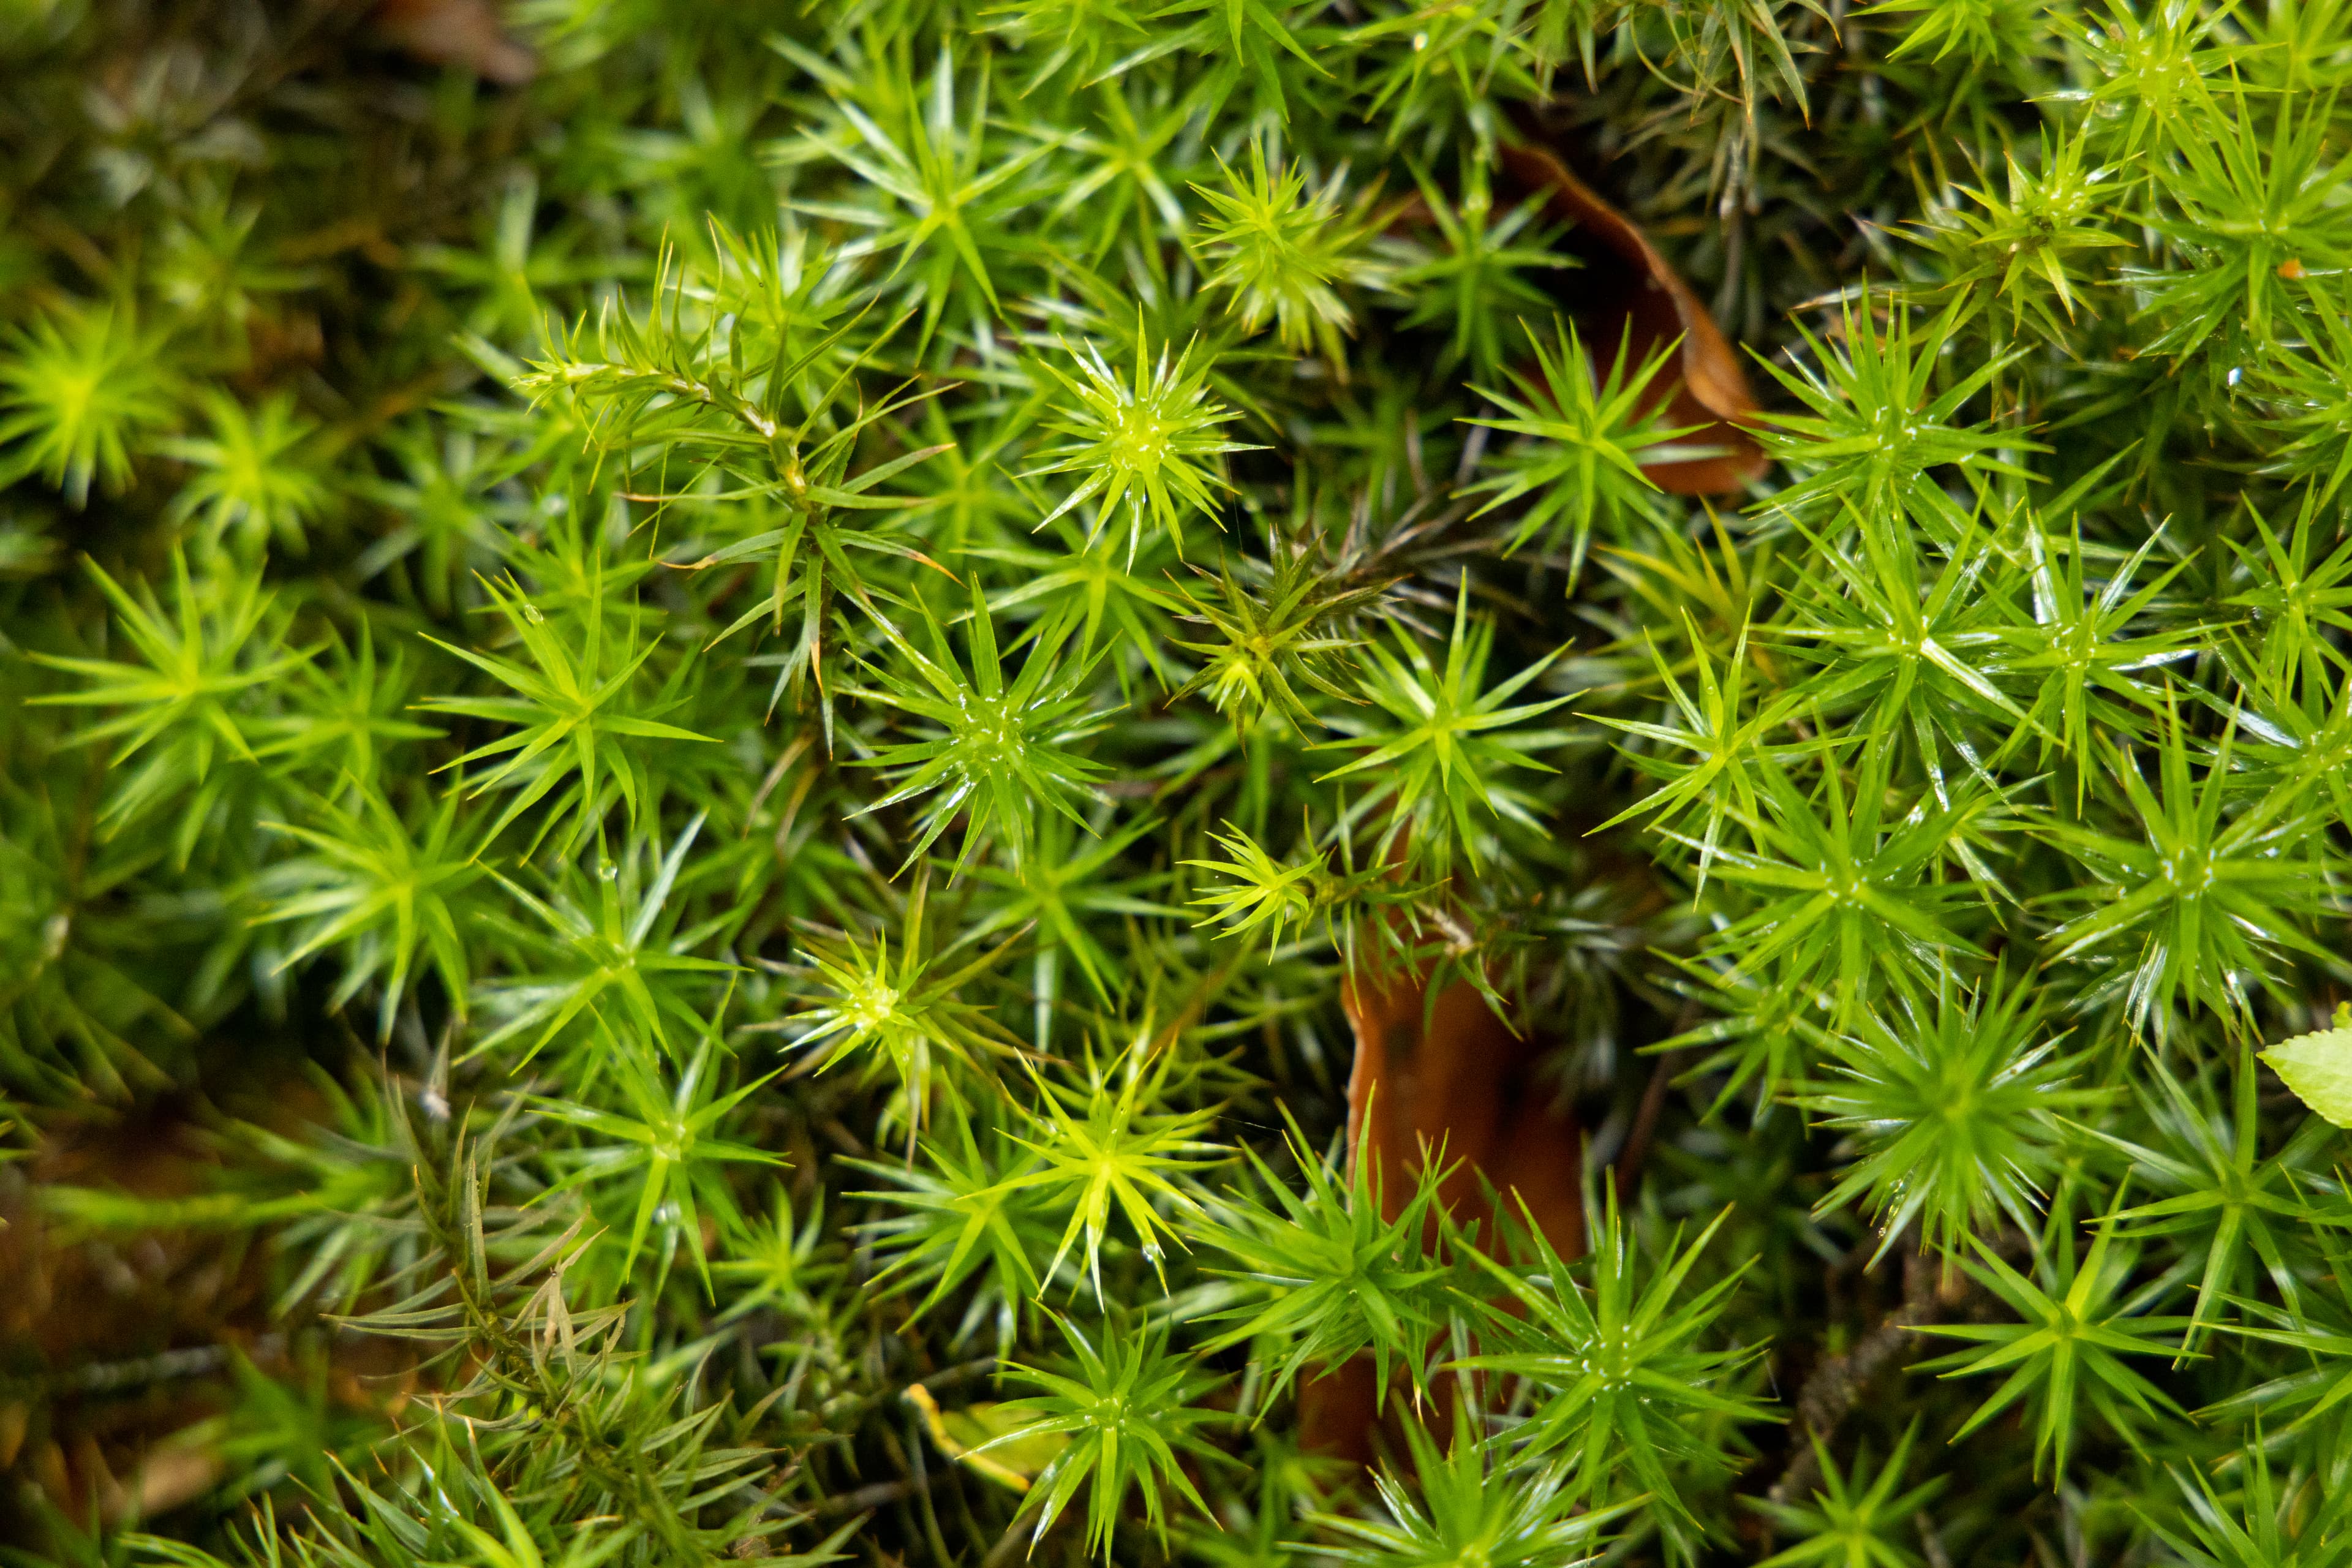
[905,1382,1068,1492]
[1298,967,1585,1463]
[372,0,538,85]
[121,1443,225,1523]
[1495,140,1768,496]
[1340,970,1586,1248]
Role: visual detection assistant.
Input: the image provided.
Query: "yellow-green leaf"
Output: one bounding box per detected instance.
[2260,1006,2352,1129]
[905,1384,1066,1492]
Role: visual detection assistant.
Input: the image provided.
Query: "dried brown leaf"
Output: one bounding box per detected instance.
[1298,968,1586,1462]
[372,0,538,85]
[1496,141,1768,495]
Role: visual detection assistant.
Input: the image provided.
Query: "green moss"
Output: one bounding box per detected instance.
[5,0,2352,1564]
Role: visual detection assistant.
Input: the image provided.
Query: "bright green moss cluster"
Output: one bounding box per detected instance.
[6,0,2352,1563]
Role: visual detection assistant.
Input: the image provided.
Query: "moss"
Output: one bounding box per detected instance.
[4,0,2352,1564]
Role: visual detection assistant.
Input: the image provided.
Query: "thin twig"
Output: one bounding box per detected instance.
[1768,1248,1967,1504]
[1612,1046,1684,1204]
[811,1476,941,1519]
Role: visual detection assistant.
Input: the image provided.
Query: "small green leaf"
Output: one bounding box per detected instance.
[907,1385,1069,1493]
[2260,1005,2352,1128]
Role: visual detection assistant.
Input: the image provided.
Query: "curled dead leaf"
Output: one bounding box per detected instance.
[1496,140,1768,496]
[372,0,538,85]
